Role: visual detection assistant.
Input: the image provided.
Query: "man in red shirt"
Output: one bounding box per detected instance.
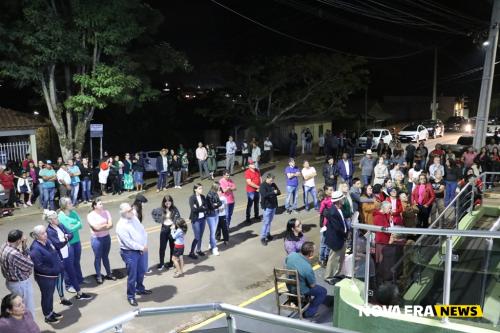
[0,166,16,208]
[429,144,445,163]
[245,159,261,224]
[21,154,34,171]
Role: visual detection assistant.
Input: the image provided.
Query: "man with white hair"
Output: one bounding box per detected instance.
[116,202,151,306]
[324,191,348,285]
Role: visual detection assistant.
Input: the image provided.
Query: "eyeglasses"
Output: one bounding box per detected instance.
[295,223,302,228]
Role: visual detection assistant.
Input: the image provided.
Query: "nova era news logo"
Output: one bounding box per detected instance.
[359,305,483,318]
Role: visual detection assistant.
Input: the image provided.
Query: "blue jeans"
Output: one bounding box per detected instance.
[303,186,318,210]
[445,180,458,207]
[34,275,57,317]
[226,203,235,228]
[142,251,149,272]
[157,171,168,190]
[206,213,218,250]
[261,208,276,239]
[320,233,330,261]
[246,191,260,220]
[42,187,56,210]
[63,246,81,293]
[70,183,80,205]
[65,242,83,288]
[81,179,92,202]
[304,285,327,318]
[133,171,144,185]
[120,249,146,300]
[91,235,112,278]
[362,175,372,186]
[285,185,298,210]
[190,218,206,254]
[197,160,209,178]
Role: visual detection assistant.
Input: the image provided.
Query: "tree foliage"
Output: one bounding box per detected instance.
[0,0,189,159]
[199,53,368,128]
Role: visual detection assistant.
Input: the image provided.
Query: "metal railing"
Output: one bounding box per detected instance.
[80,303,358,333]
[0,141,30,164]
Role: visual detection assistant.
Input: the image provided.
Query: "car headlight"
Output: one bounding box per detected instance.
[464,124,472,132]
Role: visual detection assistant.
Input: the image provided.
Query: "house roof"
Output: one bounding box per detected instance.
[0,107,50,131]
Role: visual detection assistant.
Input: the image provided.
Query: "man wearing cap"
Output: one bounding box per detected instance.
[324,191,348,285]
[245,159,261,224]
[359,150,375,186]
[284,158,301,214]
[39,161,57,210]
[116,202,151,306]
[225,136,237,175]
[0,230,35,318]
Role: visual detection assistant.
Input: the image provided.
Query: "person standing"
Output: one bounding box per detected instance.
[207,144,217,180]
[430,170,445,221]
[285,241,327,318]
[324,191,348,285]
[241,139,250,169]
[171,219,187,278]
[156,149,169,193]
[245,160,261,224]
[302,160,318,211]
[337,153,354,186]
[56,164,71,199]
[219,170,237,229]
[29,225,64,324]
[225,136,237,175]
[132,152,145,192]
[259,173,281,245]
[181,152,190,184]
[80,158,93,204]
[206,182,223,256]
[67,159,81,206]
[288,129,298,158]
[405,142,416,168]
[263,137,273,163]
[359,150,375,186]
[0,230,35,319]
[188,184,208,259]
[428,156,444,181]
[171,154,183,189]
[38,161,57,210]
[284,158,301,214]
[216,187,229,244]
[151,195,180,270]
[323,156,338,190]
[444,158,461,206]
[305,128,313,154]
[411,174,435,228]
[251,142,261,169]
[87,200,116,284]
[98,158,110,196]
[373,157,389,186]
[116,203,152,306]
[318,133,325,155]
[123,153,134,192]
[195,142,209,179]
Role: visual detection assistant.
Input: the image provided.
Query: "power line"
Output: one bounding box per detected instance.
[210,0,431,61]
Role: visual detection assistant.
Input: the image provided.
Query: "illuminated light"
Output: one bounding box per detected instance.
[163,88,170,92]
[224,93,230,98]
[33,111,39,115]
[465,124,472,133]
[483,40,490,47]
[165,83,169,86]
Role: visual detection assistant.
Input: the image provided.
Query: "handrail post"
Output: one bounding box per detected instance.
[469,184,474,213]
[226,313,237,333]
[113,325,123,333]
[364,231,371,306]
[442,236,453,324]
[351,225,357,279]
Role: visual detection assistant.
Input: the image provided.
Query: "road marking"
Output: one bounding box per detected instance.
[182,264,322,332]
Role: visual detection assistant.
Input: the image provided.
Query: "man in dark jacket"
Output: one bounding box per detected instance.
[259,173,281,246]
[322,156,338,190]
[288,129,298,158]
[324,191,348,285]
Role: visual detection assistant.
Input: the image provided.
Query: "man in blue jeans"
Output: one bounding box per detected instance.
[39,161,57,210]
[116,203,152,306]
[156,148,169,192]
[259,173,281,245]
[284,158,301,214]
[285,241,327,318]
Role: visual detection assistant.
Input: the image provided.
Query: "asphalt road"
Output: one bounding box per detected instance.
[0,133,462,333]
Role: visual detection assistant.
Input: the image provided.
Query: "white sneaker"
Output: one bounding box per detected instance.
[66,286,77,293]
[212,247,220,256]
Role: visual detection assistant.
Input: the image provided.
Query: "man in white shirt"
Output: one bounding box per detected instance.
[156,149,169,192]
[263,137,273,163]
[301,160,318,211]
[116,203,151,306]
[251,142,261,169]
[56,164,71,198]
[428,156,444,180]
[195,142,209,179]
[225,136,237,175]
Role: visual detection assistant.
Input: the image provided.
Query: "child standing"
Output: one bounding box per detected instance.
[17,171,32,207]
[181,153,189,184]
[216,187,229,245]
[171,218,187,278]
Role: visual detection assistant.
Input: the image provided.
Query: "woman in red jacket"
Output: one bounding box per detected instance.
[386,187,403,226]
[373,201,392,263]
[411,174,435,228]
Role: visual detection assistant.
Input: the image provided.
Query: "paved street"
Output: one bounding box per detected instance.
[0,133,462,333]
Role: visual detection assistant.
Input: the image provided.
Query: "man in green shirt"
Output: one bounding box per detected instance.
[285,241,327,318]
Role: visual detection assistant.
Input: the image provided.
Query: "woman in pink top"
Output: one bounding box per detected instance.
[319,185,334,266]
[219,170,237,228]
[87,199,116,284]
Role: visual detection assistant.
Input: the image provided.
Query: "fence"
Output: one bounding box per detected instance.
[0,141,30,165]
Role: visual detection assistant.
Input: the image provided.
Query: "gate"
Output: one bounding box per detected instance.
[0,141,30,165]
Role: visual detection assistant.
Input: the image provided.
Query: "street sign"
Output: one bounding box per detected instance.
[90,124,103,138]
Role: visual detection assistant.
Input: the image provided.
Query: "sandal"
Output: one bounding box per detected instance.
[173,272,183,278]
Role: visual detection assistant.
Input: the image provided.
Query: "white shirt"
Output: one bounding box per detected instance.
[319,136,325,147]
[56,168,71,185]
[242,143,249,154]
[116,216,147,251]
[251,146,261,161]
[343,160,350,176]
[218,195,227,217]
[196,147,208,161]
[162,156,168,171]
[337,207,347,233]
[55,226,69,258]
[302,167,316,187]
[196,195,205,219]
[263,140,272,151]
[226,141,237,155]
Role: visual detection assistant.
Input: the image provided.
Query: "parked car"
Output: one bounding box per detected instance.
[421,119,444,139]
[357,129,393,150]
[139,151,160,172]
[445,116,467,132]
[215,146,243,169]
[441,136,473,158]
[398,123,429,142]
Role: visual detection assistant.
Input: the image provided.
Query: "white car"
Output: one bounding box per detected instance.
[398,123,429,142]
[215,146,243,169]
[139,151,160,172]
[357,129,393,150]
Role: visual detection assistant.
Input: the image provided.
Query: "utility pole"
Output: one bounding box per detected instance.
[431,48,438,120]
[474,0,500,150]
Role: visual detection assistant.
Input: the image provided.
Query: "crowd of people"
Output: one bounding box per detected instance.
[0,130,499,328]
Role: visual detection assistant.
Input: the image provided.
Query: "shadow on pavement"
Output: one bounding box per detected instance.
[138,285,177,303]
[183,264,215,276]
[48,291,96,330]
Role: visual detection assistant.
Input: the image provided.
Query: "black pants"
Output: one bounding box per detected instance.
[216,216,229,241]
[110,173,122,194]
[417,205,431,228]
[35,274,56,317]
[159,225,174,266]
